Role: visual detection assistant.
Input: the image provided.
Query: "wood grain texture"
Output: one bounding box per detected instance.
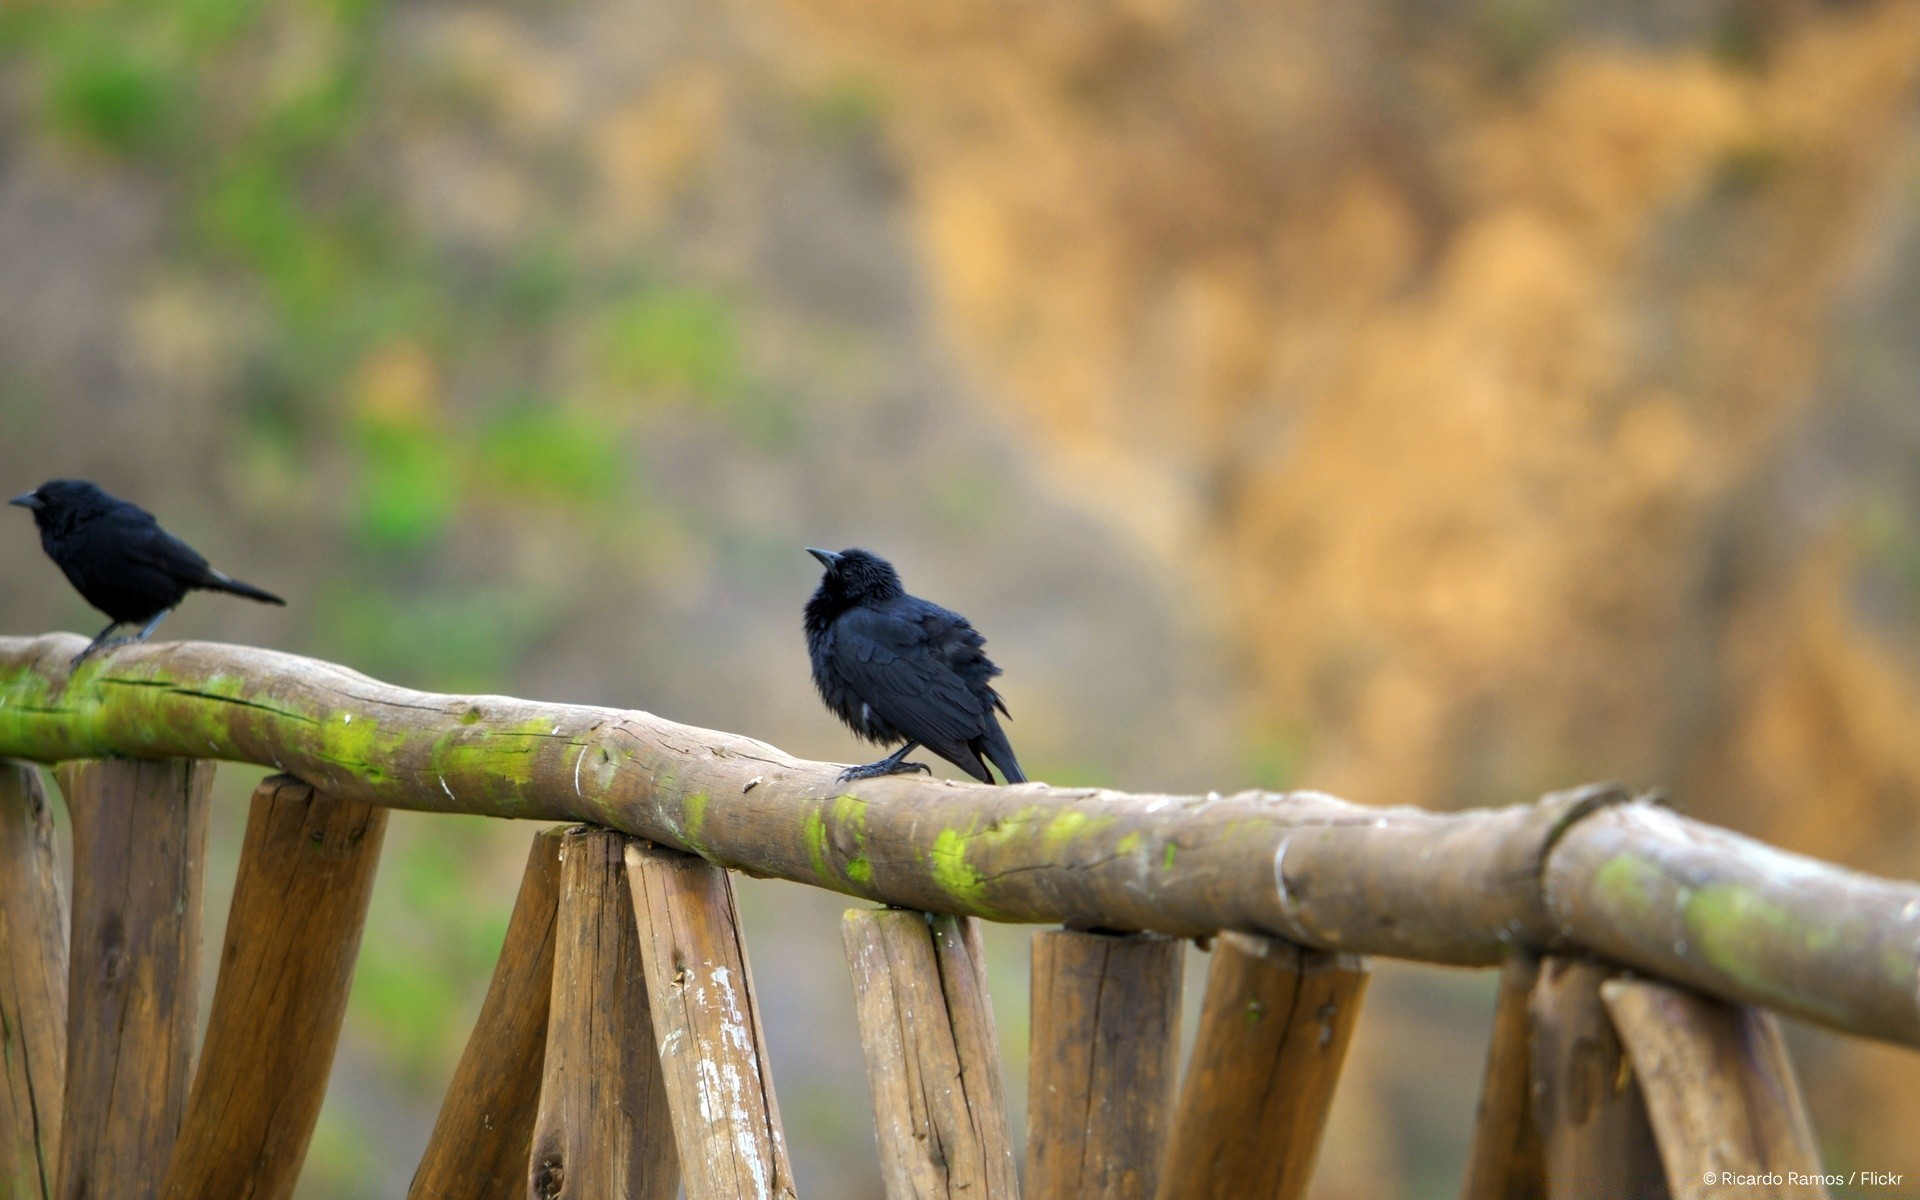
[528,827,677,1200]
[625,843,796,1200]
[0,762,66,1200]
[410,827,566,1200]
[1601,978,1825,1200]
[1461,956,1547,1200]
[1028,929,1183,1200]
[159,775,387,1200]
[53,759,212,1200]
[842,909,1020,1200]
[1156,933,1368,1200]
[1529,958,1667,1200]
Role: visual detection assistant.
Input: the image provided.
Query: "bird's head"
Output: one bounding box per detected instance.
[9,479,114,532]
[807,547,905,605]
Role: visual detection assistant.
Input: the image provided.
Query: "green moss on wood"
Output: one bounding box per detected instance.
[931,826,988,910]
[805,809,832,882]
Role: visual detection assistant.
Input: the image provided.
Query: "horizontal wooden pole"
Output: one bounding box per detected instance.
[2,636,1919,1048]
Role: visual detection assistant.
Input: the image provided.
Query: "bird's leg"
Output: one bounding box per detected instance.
[69,620,124,666]
[135,609,173,641]
[838,741,934,782]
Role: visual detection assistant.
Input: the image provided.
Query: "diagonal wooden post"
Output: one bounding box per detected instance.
[1602,978,1826,1200]
[54,759,212,1200]
[1460,955,1546,1200]
[411,827,567,1200]
[842,909,1019,1200]
[1529,957,1667,1200]
[0,762,67,1200]
[528,826,678,1200]
[159,775,388,1200]
[1028,929,1183,1200]
[1156,934,1368,1200]
[625,843,797,1200]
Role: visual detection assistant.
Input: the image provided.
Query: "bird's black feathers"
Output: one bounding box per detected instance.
[805,547,1025,785]
[11,479,284,662]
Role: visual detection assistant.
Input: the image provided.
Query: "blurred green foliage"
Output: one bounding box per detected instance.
[1,0,784,683]
[601,286,742,400]
[349,814,513,1083]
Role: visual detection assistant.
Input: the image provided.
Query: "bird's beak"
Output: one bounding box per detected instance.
[7,491,38,510]
[806,547,840,569]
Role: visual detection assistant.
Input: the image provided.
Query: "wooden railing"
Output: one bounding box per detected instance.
[0,631,1912,1198]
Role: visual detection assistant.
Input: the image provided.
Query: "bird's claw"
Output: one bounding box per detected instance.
[837,759,933,782]
[69,637,131,668]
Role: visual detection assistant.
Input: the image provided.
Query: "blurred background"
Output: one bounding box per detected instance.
[3,0,1919,1194]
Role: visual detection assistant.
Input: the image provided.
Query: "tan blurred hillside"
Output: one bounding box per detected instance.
[776,0,1920,1183]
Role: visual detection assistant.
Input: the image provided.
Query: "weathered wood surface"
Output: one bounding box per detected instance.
[1460,956,1547,1200]
[1543,800,1920,1048]
[410,828,566,1200]
[3,639,1920,1048]
[625,843,796,1200]
[842,909,1020,1200]
[528,827,677,1200]
[1602,978,1825,1200]
[1028,930,1183,1200]
[1157,934,1368,1200]
[0,762,66,1200]
[54,760,212,1200]
[1529,958,1667,1200]
[160,775,387,1200]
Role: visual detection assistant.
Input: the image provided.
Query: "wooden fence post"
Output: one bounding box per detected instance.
[411,827,567,1200]
[625,843,797,1200]
[0,762,67,1200]
[528,827,678,1200]
[842,909,1020,1200]
[1460,955,1546,1200]
[1529,957,1667,1200]
[1156,934,1368,1200]
[54,760,212,1200]
[1028,929,1183,1200]
[1602,978,1826,1200]
[159,775,388,1200]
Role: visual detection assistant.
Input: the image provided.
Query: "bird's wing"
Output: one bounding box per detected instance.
[829,604,991,744]
[120,519,215,582]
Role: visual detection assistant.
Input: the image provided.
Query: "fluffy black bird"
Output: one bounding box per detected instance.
[10,479,285,664]
[805,547,1025,784]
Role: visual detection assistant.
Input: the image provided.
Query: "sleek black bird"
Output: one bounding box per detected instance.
[804,547,1025,784]
[10,479,285,664]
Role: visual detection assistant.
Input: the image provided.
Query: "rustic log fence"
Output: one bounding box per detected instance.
[0,631,1913,1198]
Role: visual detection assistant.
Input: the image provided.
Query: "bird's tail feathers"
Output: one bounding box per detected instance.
[203,570,287,606]
[977,719,1026,785]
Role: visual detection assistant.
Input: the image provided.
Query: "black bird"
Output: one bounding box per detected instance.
[10,479,285,664]
[804,547,1026,784]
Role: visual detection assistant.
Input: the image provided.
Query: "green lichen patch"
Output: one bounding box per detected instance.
[805,809,832,882]
[683,791,710,847]
[931,826,988,909]
[1594,853,1662,922]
